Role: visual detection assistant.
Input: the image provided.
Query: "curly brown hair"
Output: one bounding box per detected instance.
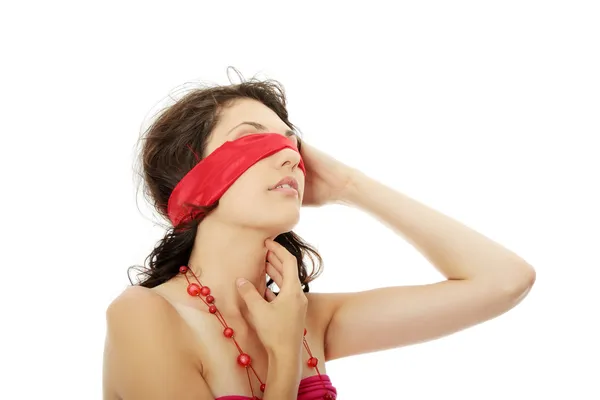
[128,68,323,292]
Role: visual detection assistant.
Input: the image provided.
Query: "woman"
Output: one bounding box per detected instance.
[102,75,536,400]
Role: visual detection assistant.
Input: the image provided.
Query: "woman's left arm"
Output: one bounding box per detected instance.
[314,168,536,362]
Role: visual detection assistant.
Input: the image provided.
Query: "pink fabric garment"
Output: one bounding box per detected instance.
[215,374,337,400]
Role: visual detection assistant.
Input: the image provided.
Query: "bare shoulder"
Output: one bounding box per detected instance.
[103,285,212,400]
[105,285,185,342]
[106,285,174,322]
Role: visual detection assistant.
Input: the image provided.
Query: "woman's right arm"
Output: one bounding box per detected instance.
[261,350,302,400]
[103,287,214,400]
[235,238,317,400]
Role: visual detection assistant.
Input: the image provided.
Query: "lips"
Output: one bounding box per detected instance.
[269,176,299,192]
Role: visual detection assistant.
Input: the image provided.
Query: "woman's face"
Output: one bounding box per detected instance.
[203,98,305,234]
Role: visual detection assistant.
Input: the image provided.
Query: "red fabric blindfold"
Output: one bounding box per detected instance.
[167,133,305,227]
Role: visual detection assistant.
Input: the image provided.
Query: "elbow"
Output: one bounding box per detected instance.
[496,263,536,303]
[478,263,536,305]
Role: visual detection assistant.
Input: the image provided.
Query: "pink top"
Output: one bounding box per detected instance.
[215,374,337,399]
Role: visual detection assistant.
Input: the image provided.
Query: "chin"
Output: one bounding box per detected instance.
[267,210,300,233]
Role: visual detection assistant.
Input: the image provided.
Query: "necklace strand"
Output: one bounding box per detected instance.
[179,265,335,399]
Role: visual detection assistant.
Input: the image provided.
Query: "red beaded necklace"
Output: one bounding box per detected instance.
[178,265,335,400]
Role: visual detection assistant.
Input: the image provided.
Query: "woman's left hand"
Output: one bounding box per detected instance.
[298,140,356,207]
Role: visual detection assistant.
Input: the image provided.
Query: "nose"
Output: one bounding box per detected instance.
[278,148,302,172]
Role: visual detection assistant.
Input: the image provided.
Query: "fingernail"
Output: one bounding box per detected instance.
[236,278,247,287]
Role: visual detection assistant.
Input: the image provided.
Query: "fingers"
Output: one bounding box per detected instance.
[265,239,302,293]
[266,260,283,288]
[264,287,277,302]
[236,278,265,311]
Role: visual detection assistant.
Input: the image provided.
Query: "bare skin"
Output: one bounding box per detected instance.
[103,284,332,399]
[103,98,536,399]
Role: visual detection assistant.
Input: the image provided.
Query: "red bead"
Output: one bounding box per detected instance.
[304,328,307,336]
[324,394,334,400]
[237,353,252,367]
[179,266,188,274]
[208,305,217,314]
[200,286,211,296]
[307,357,318,367]
[206,295,215,303]
[187,283,201,296]
[223,327,234,338]
[260,383,266,392]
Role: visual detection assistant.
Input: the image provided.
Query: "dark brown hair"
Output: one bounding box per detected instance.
[128,68,323,292]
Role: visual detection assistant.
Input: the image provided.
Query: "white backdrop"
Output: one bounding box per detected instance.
[2,1,599,399]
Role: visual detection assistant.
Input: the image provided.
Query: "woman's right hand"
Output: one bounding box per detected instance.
[235,238,308,356]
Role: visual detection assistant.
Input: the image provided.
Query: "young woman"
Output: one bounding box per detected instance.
[102,76,536,400]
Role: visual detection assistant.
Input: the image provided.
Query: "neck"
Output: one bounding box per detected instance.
[182,216,275,318]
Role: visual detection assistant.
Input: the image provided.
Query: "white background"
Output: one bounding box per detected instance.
[1,1,599,399]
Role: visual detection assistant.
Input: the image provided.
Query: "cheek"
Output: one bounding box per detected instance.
[219,169,267,208]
